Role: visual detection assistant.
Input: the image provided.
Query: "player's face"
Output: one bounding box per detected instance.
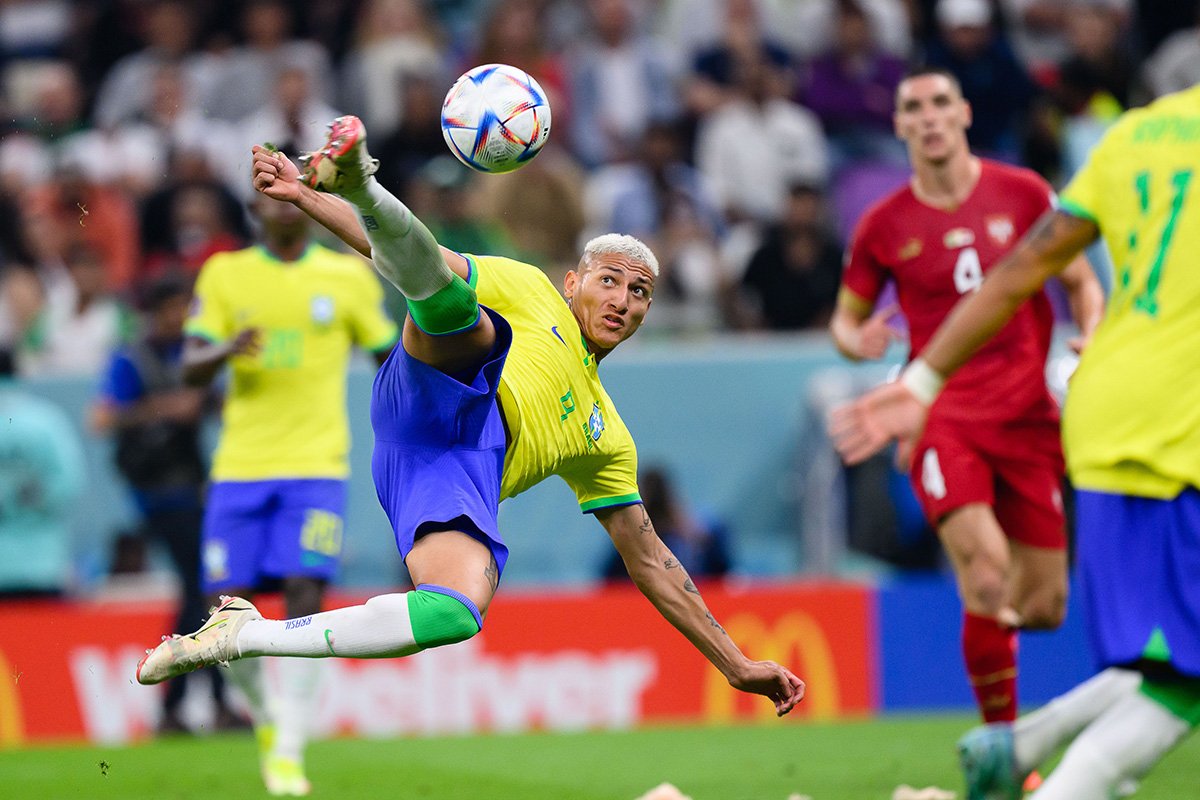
[564,254,655,356]
[894,74,972,165]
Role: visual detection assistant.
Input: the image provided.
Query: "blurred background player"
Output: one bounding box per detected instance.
[829,68,1103,748]
[180,174,398,796]
[138,116,805,735]
[92,275,244,734]
[830,81,1200,800]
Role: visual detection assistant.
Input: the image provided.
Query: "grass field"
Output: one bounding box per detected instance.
[3,715,1199,800]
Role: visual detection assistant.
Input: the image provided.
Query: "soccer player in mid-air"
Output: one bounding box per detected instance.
[180,189,398,795]
[830,82,1200,799]
[831,67,1103,749]
[137,116,805,759]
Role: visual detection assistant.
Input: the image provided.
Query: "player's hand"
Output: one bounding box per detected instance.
[828,381,929,467]
[252,145,301,204]
[228,327,263,358]
[1066,332,1090,355]
[729,660,805,716]
[855,304,903,360]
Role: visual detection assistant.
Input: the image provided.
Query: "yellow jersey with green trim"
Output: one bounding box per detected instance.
[470,255,641,512]
[186,244,398,481]
[1058,84,1200,497]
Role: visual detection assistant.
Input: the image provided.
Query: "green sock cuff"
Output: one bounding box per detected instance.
[406,588,482,649]
[1140,676,1200,726]
[406,273,480,336]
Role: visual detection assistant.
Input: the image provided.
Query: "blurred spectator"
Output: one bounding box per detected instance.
[583,120,726,331]
[18,241,132,379]
[924,0,1041,162]
[0,263,42,363]
[800,0,910,171]
[407,156,518,257]
[26,164,143,292]
[91,275,243,734]
[694,50,829,226]
[374,70,457,195]
[567,0,683,169]
[197,0,335,123]
[685,0,795,118]
[141,181,249,281]
[340,0,447,141]
[0,350,86,597]
[1134,0,1197,56]
[472,0,573,131]
[996,0,1131,84]
[0,0,73,63]
[473,151,587,276]
[1056,3,1133,110]
[600,465,732,582]
[1142,6,1200,99]
[91,1,211,130]
[733,183,844,330]
[234,66,343,198]
[661,0,912,64]
[0,60,87,191]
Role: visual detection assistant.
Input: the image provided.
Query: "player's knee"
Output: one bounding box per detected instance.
[963,571,1008,614]
[407,586,483,649]
[1019,589,1067,630]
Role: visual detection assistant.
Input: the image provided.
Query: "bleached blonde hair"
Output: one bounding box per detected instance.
[581,233,660,277]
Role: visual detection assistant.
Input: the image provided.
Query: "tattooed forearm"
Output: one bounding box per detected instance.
[639,505,653,535]
[705,612,727,635]
[663,557,700,593]
[484,552,499,592]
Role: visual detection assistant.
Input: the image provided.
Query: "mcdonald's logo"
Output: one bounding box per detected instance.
[704,611,842,722]
[0,648,26,746]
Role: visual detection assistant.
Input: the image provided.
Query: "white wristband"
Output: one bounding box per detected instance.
[899,358,945,406]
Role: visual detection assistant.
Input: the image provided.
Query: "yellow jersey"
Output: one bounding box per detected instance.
[1059,85,1200,497]
[186,244,398,481]
[470,255,642,512]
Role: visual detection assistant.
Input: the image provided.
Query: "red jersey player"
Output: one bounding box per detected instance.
[830,69,1104,730]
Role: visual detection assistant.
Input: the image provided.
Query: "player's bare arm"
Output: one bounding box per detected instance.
[251,145,471,284]
[181,330,262,387]
[597,503,805,717]
[829,210,1100,465]
[1056,253,1105,353]
[830,288,901,361]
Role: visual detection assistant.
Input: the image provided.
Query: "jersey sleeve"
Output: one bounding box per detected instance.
[841,212,888,307]
[184,255,233,343]
[564,437,643,514]
[348,263,400,352]
[471,254,558,315]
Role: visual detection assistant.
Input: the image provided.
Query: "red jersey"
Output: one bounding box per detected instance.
[842,159,1058,424]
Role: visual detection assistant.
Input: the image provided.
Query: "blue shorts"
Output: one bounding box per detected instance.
[369,307,511,578]
[201,478,347,592]
[1076,488,1200,677]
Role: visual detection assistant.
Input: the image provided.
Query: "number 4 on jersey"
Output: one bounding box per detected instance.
[953,247,983,294]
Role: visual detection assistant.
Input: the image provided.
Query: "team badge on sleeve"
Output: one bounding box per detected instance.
[588,403,606,442]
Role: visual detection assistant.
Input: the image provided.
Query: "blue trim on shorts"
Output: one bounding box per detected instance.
[417,583,483,629]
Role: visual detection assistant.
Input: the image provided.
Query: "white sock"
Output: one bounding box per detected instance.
[351,179,452,300]
[272,659,321,762]
[224,657,269,726]
[1031,689,1190,800]
[1013,668,1141,773]
[236,593,419,659]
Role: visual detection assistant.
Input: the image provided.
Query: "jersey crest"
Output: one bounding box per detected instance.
[986,216,1015,246]
[588,402,606,442]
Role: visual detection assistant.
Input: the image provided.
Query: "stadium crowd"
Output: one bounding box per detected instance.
[0,0,1195,595]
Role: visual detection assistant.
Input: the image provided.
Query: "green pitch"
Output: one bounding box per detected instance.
[3,715,1198,799]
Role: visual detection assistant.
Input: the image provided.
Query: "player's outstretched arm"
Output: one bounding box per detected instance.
[1057,252,1105,353]
[829,289,901,362]
[829,209,1100,466]
[596,504,805,717]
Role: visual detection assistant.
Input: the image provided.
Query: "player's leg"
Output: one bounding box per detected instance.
[1028,676,1198,799]
[939,504,1021,722]
[301,115,494,375]
[1006,541,1067,630]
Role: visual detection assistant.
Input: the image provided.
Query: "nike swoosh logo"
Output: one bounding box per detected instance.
[324,629,336,656]
[550,325,566,345]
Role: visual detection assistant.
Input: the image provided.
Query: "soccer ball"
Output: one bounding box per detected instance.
[440,63,552,174]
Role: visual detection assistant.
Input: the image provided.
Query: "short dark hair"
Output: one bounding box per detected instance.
[901,66,964,95]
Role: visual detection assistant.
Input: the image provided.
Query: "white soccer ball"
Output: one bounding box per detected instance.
[440,63,552,174]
